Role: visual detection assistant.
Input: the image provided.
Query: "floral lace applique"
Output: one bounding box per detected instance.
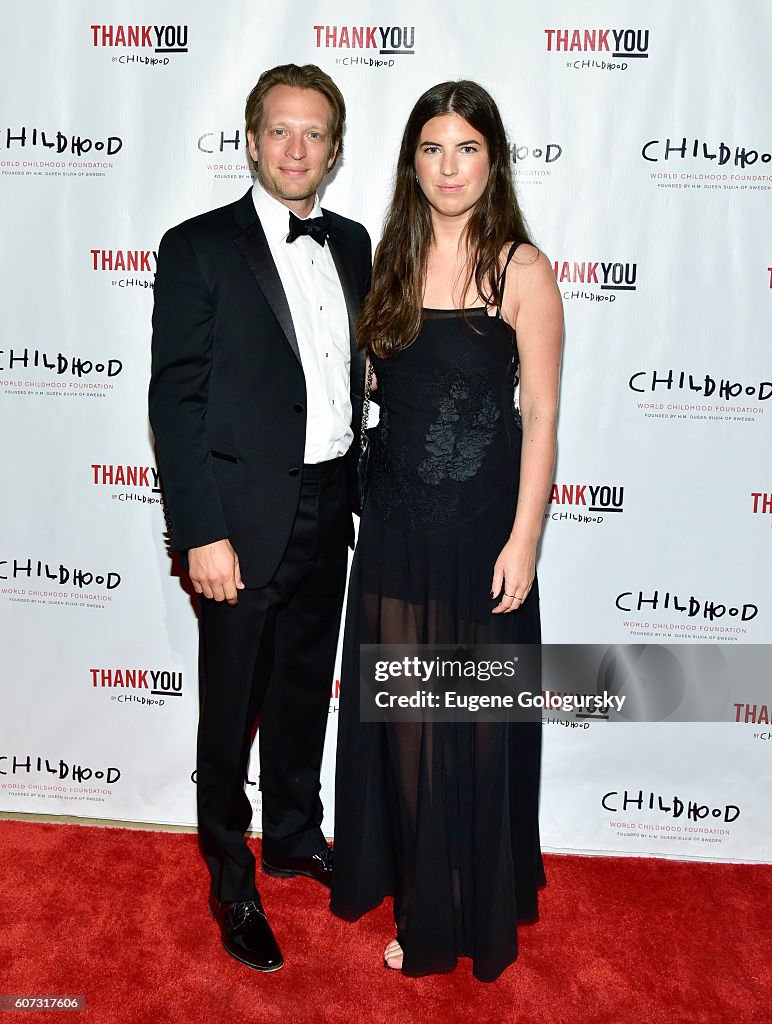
[418,377,500,485]
[370,396,461,527]
[368,360,506,529]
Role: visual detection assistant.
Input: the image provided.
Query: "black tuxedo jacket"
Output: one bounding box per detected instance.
[149,188,371,588]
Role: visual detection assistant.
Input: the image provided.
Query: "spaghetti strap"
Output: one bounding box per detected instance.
[495,242,521,318]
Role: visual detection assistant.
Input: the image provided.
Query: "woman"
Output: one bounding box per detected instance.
[331,81,563,982]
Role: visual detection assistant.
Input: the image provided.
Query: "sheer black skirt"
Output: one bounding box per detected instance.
[331,484,545,982]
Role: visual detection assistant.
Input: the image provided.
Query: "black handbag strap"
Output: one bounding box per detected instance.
[360,358,374,452]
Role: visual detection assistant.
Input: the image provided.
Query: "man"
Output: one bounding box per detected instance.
[149,64,371,972]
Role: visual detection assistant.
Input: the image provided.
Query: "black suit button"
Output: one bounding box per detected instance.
[294,403,305,413]
[289,467,300,477]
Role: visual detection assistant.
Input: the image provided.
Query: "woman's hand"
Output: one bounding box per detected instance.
[490,535,536,614]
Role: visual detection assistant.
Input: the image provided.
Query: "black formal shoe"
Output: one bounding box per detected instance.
[262,844,334,888]
[209,894,284,972]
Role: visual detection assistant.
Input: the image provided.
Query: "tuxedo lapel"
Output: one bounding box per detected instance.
[326,217,366,395]
[232,192,301,365]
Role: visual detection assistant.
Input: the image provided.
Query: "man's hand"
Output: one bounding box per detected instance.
[188,539,244,605]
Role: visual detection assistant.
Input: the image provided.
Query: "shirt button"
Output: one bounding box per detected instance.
[294,403,305,413]
[289,467,300,477]
[319,305,323,311]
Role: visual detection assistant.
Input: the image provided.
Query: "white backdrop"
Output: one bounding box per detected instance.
[1,0,770,864]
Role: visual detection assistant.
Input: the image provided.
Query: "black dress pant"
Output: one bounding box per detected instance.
[196,458,350,902]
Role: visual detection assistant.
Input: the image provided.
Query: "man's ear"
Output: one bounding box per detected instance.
[327,140,340,170]
[247,130,259,165]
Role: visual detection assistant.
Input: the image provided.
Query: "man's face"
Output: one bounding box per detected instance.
[247,84,338,215]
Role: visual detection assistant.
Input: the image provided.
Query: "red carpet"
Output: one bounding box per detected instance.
[0,820,769,1024]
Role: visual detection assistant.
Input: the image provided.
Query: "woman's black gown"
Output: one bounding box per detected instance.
[331,283,545,982]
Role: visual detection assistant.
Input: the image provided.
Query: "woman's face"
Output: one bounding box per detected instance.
[414,113,490,223]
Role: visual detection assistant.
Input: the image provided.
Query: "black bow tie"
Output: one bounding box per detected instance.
[287,211,329,246]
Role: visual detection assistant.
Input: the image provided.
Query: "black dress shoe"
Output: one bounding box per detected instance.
[209,894,284,972]
[262,844,334,888]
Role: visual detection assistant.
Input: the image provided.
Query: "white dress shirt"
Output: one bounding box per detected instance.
[251,181,352,464]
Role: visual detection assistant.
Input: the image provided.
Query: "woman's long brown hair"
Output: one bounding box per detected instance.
[358,80,533,358]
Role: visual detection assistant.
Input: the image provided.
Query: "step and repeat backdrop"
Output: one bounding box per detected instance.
[1,1,770,863]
